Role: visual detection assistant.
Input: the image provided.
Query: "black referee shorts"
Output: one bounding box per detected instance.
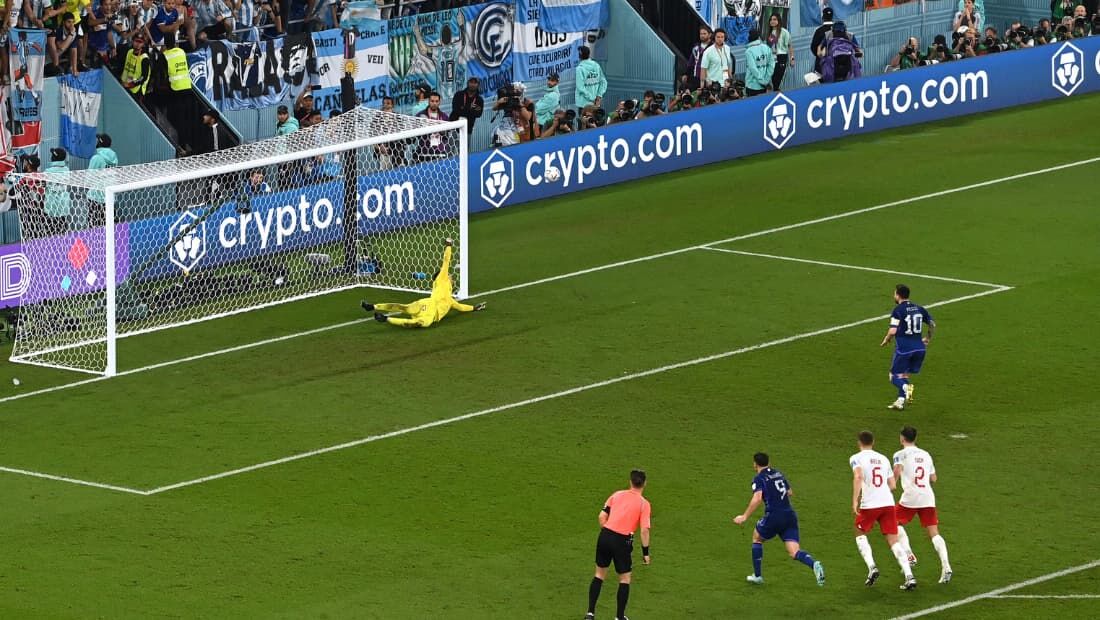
[595,527,634,574]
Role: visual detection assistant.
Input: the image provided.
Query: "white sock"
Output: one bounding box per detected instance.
[855,535,876,570]
[891,542,913,578]
[896,525,913,557]
[932,534,951,571]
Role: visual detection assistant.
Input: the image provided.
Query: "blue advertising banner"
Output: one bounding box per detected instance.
[468,38,1100,213]
[128,161,455,280]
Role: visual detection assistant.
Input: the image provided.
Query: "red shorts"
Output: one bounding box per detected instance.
[895,504,939,527]
[855,506,898,535]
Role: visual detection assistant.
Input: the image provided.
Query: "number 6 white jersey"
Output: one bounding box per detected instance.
[893,446,937,508]
[850,449,895,509]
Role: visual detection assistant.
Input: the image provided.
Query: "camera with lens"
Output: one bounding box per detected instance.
[495,84,523,112]
[616,99,638,121]
[563,108,576,126]
[903,45,915,55]
[646,93,665,114]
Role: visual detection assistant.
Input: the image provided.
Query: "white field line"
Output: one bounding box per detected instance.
[0,319,372,405]
[141,285,1010,495]
[892,559,1100,619]
[0,466,148,495]
[475,155,1100,298]
[4,153,1085,402]
[989,594,1100,599]
[701,247,1012,289]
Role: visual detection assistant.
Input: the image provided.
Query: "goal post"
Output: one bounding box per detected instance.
[10,107,468,376]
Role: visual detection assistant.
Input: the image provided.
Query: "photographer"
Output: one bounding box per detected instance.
[669,90,694,112]
[982,27,1009,52]
[541,109,575,138]
[636,93,666,119]
[534,73,561,132]
[889,37,922,70]
[608,99,638,124]
[951,27,979,59]
[1072,7,1090,38]
[491,82,537,146]
[922,35,949,65]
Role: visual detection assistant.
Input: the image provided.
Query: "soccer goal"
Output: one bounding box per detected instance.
[10,107,468,376]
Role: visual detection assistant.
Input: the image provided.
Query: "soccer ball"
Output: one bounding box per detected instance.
[544,166,561,183]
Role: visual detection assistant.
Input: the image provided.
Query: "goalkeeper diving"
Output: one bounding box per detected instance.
[361,238,486,328]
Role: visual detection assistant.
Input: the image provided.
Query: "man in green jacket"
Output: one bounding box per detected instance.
[744,29,775,97]
[574,46,607,112]
[535,72,560,130]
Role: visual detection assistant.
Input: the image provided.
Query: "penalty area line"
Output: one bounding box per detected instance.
[142,286,1011,495]
[0,466,148,496]
[891,559,1100,619]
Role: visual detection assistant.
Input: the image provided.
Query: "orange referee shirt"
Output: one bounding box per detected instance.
[604,489,652,536]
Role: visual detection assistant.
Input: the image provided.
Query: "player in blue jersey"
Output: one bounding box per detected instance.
[880,284,936,410]
[733,453,825,586]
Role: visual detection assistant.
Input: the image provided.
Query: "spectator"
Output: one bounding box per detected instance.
[120,32,151,98]
[243,168,271,195]
[11,155,44,214]
[416,91,449,161]
[574,45,606,113]
[954,0,981,32]
[689,26,712,89]
[294,90,314,122]
[113,0,146,63]
[765,13,793,91]
[889,37,922,70]
[449,77,483,135]
[304,109,322,127]
[818,21,861,83]
[247,0,284,39]
[194,0,234,44]
[810,7,834,75]
[195,109,231,154]
[276,104,298,135]
[700,27,733,88]
[86,0,117,68]
[49,12,82,76]
[534,72,559,131]
[744,29,774,96]
[150,0,184,49]
[410,83,430,115]
[137,0,159,42]
[374,95,400,169]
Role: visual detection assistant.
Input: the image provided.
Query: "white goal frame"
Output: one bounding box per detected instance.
[11,112,468,377]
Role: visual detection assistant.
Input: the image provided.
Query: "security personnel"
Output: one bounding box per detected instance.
[120,33,151,98]
[163,33,192,92]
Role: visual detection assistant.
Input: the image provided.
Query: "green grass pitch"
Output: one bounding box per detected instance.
[1,93,1099,619]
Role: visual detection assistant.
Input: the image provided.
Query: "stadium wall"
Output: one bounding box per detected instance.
[468,35,1100,213]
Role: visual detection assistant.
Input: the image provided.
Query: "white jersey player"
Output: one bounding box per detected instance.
[851,430,916,590]
[893,426,953,584]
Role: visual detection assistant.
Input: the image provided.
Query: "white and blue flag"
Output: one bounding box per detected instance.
[537,0,608,34]
[58,68,103,159]
[830,0,864,22]
[514,0,584,82]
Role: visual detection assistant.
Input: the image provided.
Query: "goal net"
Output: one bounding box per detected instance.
[10,106,468,376]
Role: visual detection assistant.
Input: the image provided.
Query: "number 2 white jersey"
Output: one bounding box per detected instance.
[893,446,937,508]
[850,449,895,509]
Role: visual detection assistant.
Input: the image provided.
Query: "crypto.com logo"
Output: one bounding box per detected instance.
[170,209,207,273]
[763,93,797,150]
[480,149,514,208]
[1051,41,1085,96]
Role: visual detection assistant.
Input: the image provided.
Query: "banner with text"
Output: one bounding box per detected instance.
[466,38,1100,213]
[8,28,47,157]
[514,0,584,82]
[189,34,314,111]
[311,26,390,115]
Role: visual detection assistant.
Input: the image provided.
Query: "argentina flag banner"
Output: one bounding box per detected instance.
[58,68,103,159]
[538,0,609,34]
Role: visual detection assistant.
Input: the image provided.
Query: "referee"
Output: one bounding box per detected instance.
[585,469,652,620]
